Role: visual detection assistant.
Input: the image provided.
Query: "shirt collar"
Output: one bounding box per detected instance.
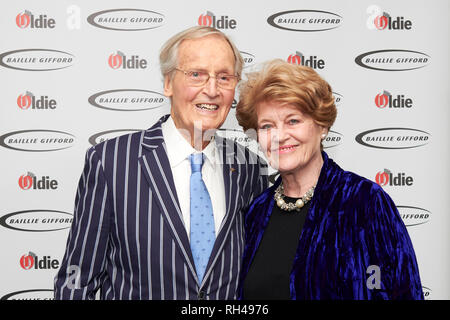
[162,115,219,168]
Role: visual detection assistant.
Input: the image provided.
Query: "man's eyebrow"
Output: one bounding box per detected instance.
[185,66,234,74]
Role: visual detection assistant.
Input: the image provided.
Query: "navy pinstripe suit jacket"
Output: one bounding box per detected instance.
[54,115,268,300]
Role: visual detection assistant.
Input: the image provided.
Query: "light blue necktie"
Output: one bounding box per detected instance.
[189,153,215,284]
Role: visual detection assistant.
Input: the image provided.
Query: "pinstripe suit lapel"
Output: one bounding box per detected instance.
[202,137,242,285]
[138,116,197,281]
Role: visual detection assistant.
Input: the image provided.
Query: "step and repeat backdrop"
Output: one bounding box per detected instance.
[0,0,449,300]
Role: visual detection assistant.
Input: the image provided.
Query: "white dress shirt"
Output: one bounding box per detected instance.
[161,116,226,238]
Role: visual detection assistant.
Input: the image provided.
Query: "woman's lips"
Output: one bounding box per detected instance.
[277,145,298,154]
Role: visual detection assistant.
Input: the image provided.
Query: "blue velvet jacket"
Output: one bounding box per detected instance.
[239,152,424,300]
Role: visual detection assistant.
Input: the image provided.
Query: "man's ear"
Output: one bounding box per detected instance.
[163,75,173,97]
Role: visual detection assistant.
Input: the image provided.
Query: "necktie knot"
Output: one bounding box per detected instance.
[190,153,204,173]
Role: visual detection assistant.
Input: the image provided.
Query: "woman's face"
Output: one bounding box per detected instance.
[256,101,326,174]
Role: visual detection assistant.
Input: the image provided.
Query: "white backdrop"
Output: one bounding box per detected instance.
[0,0,448,300]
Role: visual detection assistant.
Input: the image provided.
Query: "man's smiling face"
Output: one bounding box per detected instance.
[164,35,236,148]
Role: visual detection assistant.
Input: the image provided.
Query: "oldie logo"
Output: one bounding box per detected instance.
[19,252,59,270]
[0,130,76,152]
[87,8,165,31]
[17,91,57,110]
[267,10,343,32]
[108,51,147,69]
[16,10,56,29]
[18,172,58,190]
[355,128,430,149]
[89,129,141,146]
[375,169,413,187]
[397,206,431,227]
[367,5,412,30]
[355,49,430,71]
[323,130,343,149]
[374,90,413,109]
[1,289,54,300]
[197,11,237,29]
[0,209,73,232]
[0,49,74,71]
[287,51,325,69]
[88,89,166,111]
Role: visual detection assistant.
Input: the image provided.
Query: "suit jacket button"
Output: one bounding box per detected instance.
[198,290,206,300]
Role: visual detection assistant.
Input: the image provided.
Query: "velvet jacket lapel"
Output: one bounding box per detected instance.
[239,152,331,299]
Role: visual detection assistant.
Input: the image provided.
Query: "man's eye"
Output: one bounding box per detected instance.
[218,74,230,82]
[190,71,201,78]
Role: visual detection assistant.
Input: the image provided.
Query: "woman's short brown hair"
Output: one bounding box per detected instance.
[236,59,337,132]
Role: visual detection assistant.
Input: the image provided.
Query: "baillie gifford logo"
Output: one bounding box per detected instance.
[16,10,56,29]
[17,91,57,110]
[367,5,412,30]
[87,8,165,31]
[267,9,343,32]
[198,11,237,29]
[375,169,413,187]
[0,130,76,152]
[287,51,325,69]
[355,127,430,149]
[108,51,148,69]
[355,49,430,71]
[374,90,413,109]
[0,49,74,71]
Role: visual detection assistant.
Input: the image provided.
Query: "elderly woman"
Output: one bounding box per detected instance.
[235,59,423,300]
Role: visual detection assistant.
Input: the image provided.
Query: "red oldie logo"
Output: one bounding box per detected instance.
[108,52,124,69]
[375,169,390,186]
[17,93,32,109]
[17,92,57,110]
[108,51,147,69]
[287,51,325,69]
[374,91,390,108]
[16,11,31,28]
[15,10,55,28]
[19,252,59,270]
[18,172,58,190]
[373,11,412,30]
[20,252,36,270]
[375,169,413,186]
[198,12,213,26]
[374,14,389,30]
[197,11,236,29]
[287,52,303,65]
[375,90,412,109]
[18,172,34,190]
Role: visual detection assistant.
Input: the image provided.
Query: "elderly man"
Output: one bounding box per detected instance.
[54,26,267,300]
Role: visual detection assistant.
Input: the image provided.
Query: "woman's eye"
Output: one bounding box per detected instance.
[259,124,272,130]
[288,119,300,125]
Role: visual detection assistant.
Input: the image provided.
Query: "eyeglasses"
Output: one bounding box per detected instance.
[175,68,239,90]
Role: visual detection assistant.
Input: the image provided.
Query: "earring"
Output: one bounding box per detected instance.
[321,133,327,140]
